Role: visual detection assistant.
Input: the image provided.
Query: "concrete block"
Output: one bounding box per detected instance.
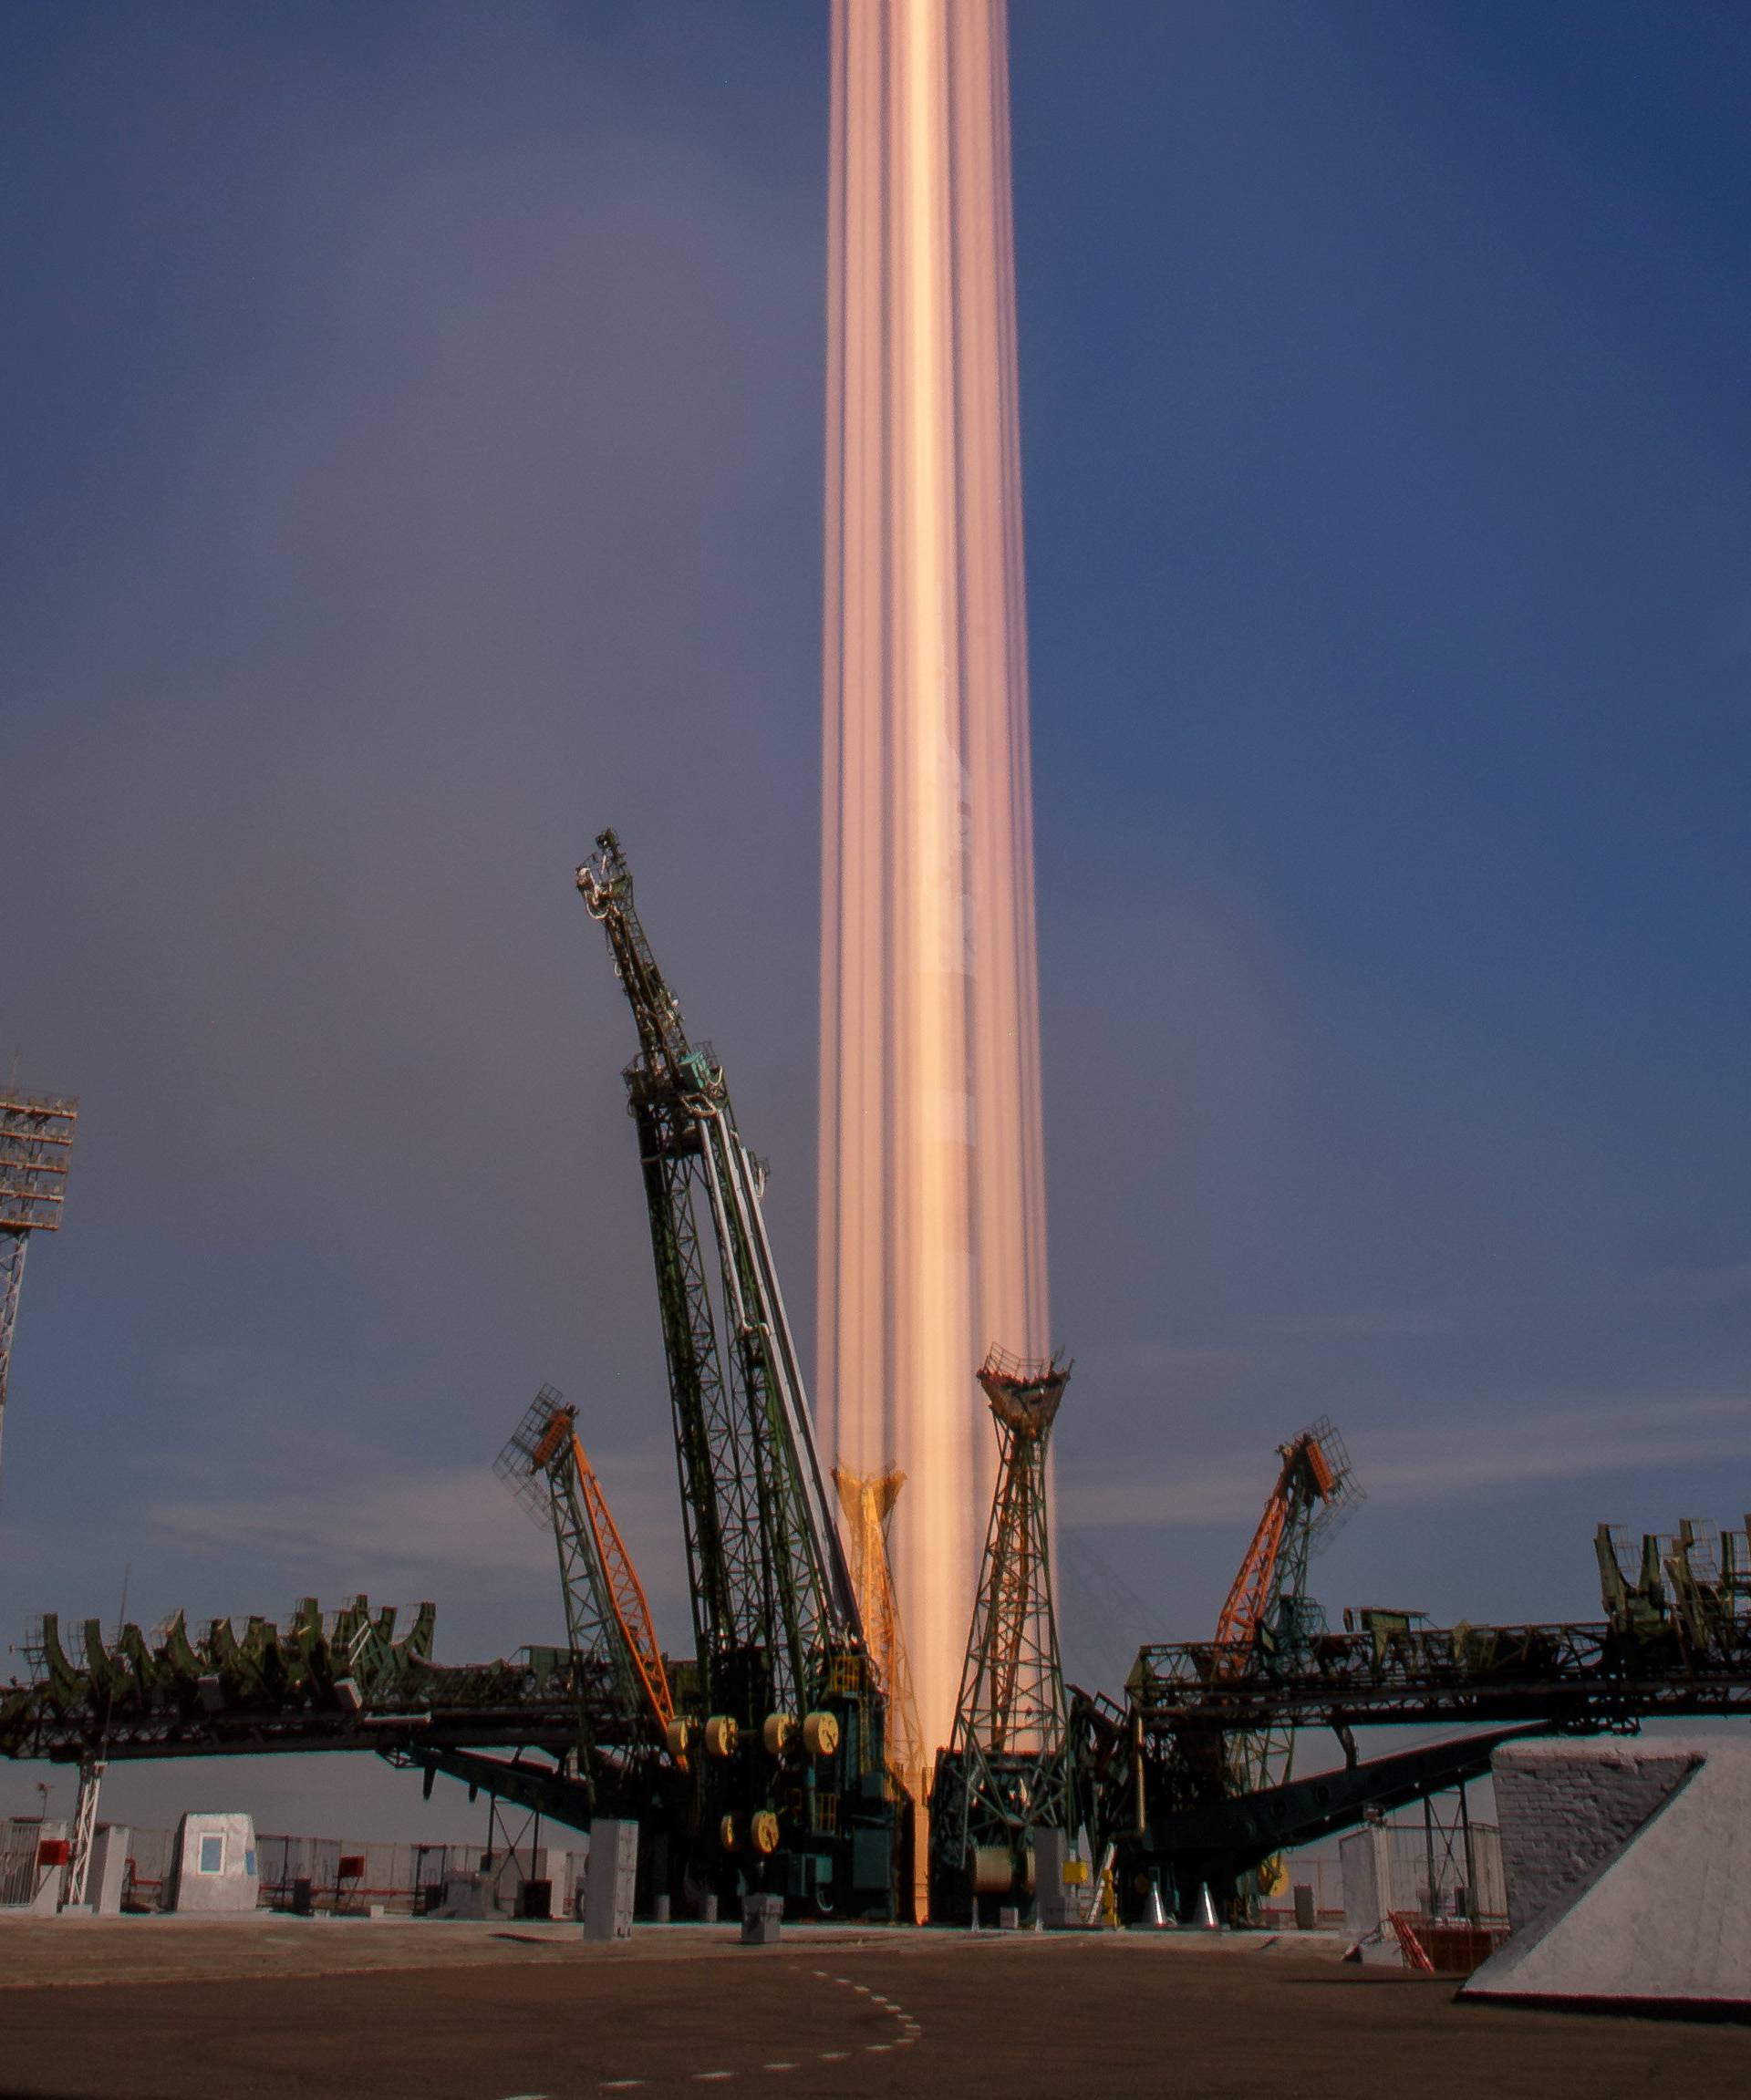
[84,1825,130,1916]
[1463,1736,1751,2012]
[741,1892,782,1944]
[1340,1823,1391,1940]
[169,1814,260,1915]
[583,1819,637,1940]
[431,1871,500,1919]
[1032,1827,1090,1929]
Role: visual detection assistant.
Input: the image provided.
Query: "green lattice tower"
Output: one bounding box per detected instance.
[498,1387,631,1737]
[575,831,865,1729]
[577,832,896,1918]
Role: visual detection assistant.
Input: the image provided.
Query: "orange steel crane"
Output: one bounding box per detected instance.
[1214,1419,1356,1663]
[500,1387,677,1750]
[1211,1418,1358,1816]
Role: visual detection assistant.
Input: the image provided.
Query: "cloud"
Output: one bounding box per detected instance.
[142,1466,553,1584]
[1269,1260,1751,1342]
[141,1433,686,1588]
[1060,1391,1751,1530]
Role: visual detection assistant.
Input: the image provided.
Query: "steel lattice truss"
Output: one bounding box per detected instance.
[834,1466,924,1790]
[1129,1618,1751,1738]
[1212,1419,1360,1799]
[0,1090,77,1458]
[0,1597,627,1767]
[496,1385,675,1753]
[0,1232,26,1447]
[932,1349,1081,1901]
[1069,1514,1751,1920]
[577,831,861,1729]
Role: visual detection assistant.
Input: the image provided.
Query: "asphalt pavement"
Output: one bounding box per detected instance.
[0,1919,1740,2098]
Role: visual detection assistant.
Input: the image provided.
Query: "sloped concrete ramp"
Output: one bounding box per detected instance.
[1463,1735,1750,2014]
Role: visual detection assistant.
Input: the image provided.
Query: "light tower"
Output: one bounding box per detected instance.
[930,1346,1080,1920]
[0,1087,78,1480]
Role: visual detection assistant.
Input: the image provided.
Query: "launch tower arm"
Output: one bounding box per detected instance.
[569,1428,676,1740]
[575,830,862,1725]
[497,1386,676,1753]
[1213,1419,1357,1660]
[576,830,692,1086]
[1208,1418,1361,1803]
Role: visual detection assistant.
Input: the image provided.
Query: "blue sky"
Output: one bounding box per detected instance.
[3,3,1746,1836]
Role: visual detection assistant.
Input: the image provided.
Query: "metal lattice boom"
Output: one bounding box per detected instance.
[930,1347,1080,1917]
[576,831,862,1728]
[1212,1418,1361,1802]
[834,1465,924,1790]
[496,1384,676,1751]
[0,1089,78,1470]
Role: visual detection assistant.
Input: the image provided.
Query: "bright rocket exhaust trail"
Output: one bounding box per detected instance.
[819,0,1049,1760]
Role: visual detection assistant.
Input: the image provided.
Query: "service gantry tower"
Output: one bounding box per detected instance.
[578,830,894,1915]
[931,1346,1080,1919]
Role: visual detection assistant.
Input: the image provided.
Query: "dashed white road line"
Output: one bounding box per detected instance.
[618,1959,927,2085]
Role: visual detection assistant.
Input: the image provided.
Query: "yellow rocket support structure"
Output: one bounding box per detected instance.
[833,1466,925,1792]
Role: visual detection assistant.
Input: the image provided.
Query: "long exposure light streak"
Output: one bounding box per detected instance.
[819,0,1049,1758]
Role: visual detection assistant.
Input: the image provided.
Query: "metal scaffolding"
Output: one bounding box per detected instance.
[496,1384,677,1759]
[0,1089,78,1477]
[833,1465,924,1793]
[930,1347,1081,1919]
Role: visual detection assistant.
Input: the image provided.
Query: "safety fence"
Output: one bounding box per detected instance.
[0,1817,51,1906]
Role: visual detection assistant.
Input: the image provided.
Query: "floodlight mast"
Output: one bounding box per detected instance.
[0,1089,78,1480]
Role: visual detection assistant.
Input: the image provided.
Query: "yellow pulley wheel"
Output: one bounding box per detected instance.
[703,1713,739,1760]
